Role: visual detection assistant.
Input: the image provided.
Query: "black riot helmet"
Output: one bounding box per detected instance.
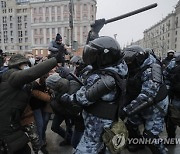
[123,45,148,69]
[83,36,123,69]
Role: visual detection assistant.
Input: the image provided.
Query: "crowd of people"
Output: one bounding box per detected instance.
[0,19,180,154]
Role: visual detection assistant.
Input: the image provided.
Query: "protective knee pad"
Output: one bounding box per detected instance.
[143,130,168,154]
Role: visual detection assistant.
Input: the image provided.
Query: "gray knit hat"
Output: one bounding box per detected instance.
[46,73,61,90]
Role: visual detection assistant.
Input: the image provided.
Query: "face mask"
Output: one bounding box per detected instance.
[3,62,8,66]
[23,65,30,70]
[29,58,35,66]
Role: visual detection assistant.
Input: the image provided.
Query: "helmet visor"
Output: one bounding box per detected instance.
[83,44,98,65]
[123,50,137,64]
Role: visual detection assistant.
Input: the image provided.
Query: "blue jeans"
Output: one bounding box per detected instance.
[42,112,51,142]
[33,109,44,146]
[33,109,51,146]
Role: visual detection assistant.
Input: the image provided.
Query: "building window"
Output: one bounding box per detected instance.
[175,38,177,42]
[46,7,49,13]
[46,17,49,22]
[34,18,37,23]
[39,7,42,13]
[39,17,43,23]
[34,8,37,13]
[40,28,43,35]
[57,6,61,13]
[19,38,22,43]
[19,46,22,50]
[11,38,13,43]
[41,50,43,55]
[18,24,21,29]
[25,23,27,28]
[52,17,55,22]
[2,9,6,13]
[83,4,87,11]
[52,6,55,13]
[23,9,27,13]
[25,38,28,42]
[52,28,55,35]
[35,38,38,44]
[17,16,22,23]
[10,31,13,36]
[25,31,28,36]
[3,16,7,23]
[46,28,49,35]
[57,16,61,21]
[175,17,178,28]
[3,24,7,30]
[18,31,23,37]
[34,29,37,35]
[58,27,61,33]
[35,50,38,55]
[83,14,87,20]
[168,33,170,37]
[47,38,50,44]
[40,38,43,44]
[24,15,27,21]
[176,31,178,35]
[25,46,28,50]
[91,5,94,11]
[175,44,177,49]
[1,1,6,8]
[10,16,13,21]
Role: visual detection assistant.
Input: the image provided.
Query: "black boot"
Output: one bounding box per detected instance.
[59,140,71,146]
[126,144,145,152]
[143,130,168,154]
[125,120,145,152]
[165,116,177,146]
[40,146,49,154]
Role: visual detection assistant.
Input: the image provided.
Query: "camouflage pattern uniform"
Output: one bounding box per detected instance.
[163,58,180,139]
[23,122,41,153]
[72,61,128,154]
[163,57,180,108]
[125,54,169,154]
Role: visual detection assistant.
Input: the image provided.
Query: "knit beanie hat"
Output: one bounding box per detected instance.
[56,33,62,41]
[46,73,61,90]
[56,66,70,78]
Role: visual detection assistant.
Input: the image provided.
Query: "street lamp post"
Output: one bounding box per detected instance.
[69,0,74,51]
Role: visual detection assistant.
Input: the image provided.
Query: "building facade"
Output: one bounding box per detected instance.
[0,0,97,56]
[0,0,31,53]
[131,1,180,58]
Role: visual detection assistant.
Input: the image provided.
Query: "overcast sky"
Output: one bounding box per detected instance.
[96,0,179,47]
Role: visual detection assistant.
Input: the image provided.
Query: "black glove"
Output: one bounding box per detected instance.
[59,93,76,106]
[55,50,64,63]
[58,44,66,52]
[119,109,127,120]
[91,18,106,33]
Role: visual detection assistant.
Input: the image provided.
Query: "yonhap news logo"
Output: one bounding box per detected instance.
[128,138,180,145]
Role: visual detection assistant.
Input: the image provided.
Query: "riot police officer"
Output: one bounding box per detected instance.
[164,55,180,143]
[162,50,175,69]
[122,45,169,154]
[58,36,128,153]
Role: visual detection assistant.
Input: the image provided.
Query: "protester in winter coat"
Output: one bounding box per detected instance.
[0,51,63,154]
